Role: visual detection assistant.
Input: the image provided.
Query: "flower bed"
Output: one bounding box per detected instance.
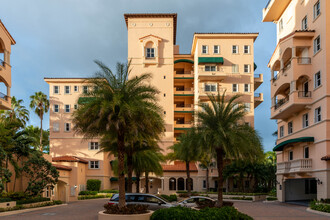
[310,200,330,213]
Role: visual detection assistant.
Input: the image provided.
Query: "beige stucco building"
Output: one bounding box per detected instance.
[0,20,15,110]
[45,13,263,201]
[263,0,330,202]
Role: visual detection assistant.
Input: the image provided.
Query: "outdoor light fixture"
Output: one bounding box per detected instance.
[317,178,323,185]
[275,180,280,184]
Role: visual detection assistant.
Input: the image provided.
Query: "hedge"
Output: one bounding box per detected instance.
[78,194,110,200]
[0,200,62,213]
[227,197,253,201]
[0,198,12,203]
[99,190,119,193]
[150,206,253,220]
[87,179,101,191]
[266,197,277,201]
[16,197,51,205]
[160,194,178,202]
[310,200,330,213]
[78,191,98,195]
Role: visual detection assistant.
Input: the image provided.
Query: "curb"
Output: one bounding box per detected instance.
[306,208,330,217]
[224,199,253,203]
[0,204,67,217]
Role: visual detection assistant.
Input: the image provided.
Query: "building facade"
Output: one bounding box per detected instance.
[45,13,263,201]
[263,0,330,202]
[0,20,15,110]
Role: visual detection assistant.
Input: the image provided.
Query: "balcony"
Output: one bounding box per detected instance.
[174,87,194,96]
[254,74,263,90]
[254,93,264,108]
[276,159,312,174]
[174,121,193,130]
[263,0,291,22]
[0,91,11,110]
[174,104,194,113]
[174,70,194,79]
[272,90,312,120]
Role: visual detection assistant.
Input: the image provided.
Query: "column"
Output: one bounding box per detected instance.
[292,47,296,58]
[271,70,274,79]
[280,60,284,70]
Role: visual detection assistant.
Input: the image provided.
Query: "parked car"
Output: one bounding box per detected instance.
[178,196,216,208]
[108,193,175,210]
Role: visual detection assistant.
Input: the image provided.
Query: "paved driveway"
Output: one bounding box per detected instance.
[0,199,328,220]
[235,201,328,220]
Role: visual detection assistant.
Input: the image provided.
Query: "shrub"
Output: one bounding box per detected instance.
[16,197,50,205]
[310,200,330,213]
[0,200,62,213]
[103,204,148,214]
[227,197,253,201]
[160,194,177,202]
[0,198,12,203]
[78,191,98,195]
[196,200,233,209]
[320,198,330,204]
[224,192,267,196]
[87,179,101,191]
[99,190,119,193]
[78,195,109,200]
[150,206,252,220]
[266,197,277,201]
[5,192,29,201]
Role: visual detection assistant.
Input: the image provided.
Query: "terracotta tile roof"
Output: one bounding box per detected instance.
[321,155,330,161]
[52,164,72,171]
[52,156,88,164]
[162,161,198,172]
[124,13,177,44]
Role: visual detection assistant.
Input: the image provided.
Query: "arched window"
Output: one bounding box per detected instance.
[178,177,185,191]
[169,178,176,191]
[186,178,193,191]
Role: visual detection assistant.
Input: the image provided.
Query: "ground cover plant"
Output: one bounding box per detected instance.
[310,200,330,213]
[0,200,62,212]
[103,204,148,214]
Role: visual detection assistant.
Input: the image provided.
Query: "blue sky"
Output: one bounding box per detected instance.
[1,0,277,151]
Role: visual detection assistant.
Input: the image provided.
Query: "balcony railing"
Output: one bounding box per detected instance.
[255,93,261,98]
[0,92,8,101]
[277,159,312,174]
[274,97,289,110]
[254,74,261,78]
[298,91,312,98]
[175,88,193,92]
[297,57,311,64]
[283,62,291,73]
[176,71,193,75]
[0,59,4,67]
[175,104,192,108]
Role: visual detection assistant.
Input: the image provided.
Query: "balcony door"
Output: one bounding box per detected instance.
[303,81,309,97]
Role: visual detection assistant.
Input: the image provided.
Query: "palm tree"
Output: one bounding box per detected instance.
[197,92,263,207]
[29,92,49,151]
[24,125,49,152]
[199,150,214,193]
[168,128,202,196]
[0,96,29,126]
[73,61,164,208]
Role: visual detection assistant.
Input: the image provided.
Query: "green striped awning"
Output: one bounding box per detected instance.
[198,57,224,64]
[174,59,194,64]
[273,137,314,151]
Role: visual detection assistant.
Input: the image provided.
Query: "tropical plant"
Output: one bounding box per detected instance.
[0,96,29,126]
[199,149,214,193]
[29,91,49,151]
[168,128,201,196]
[197,92,263,206]
[24,125,49,153]
[73,61,165,207]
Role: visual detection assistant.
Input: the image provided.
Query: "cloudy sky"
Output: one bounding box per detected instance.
[1,0,277,151]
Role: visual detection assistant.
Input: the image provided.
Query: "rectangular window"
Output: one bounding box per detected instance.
[54,104,59,113]
[64,123,70,132]
[288,121,293,134]
[65,104,70,113]
[244,84,250,92]
[74,86,79,92]
[89,161,99,169]
[53,122,59,132]
[213,45,220,54]
[232,84,238,92]
[303,113,309,128]
[315,107,321,123]
[204,84,217,92]
[314,36,321,54]
[202,45,208,54]
[53,86,59,94]
[205,65,216,72]
[244,45,250,54]
[146,48,155,58]
[304,146,309,159]
[89,142,99,150]
[232,45,238,54]
[302,16,308,30]
[289,151,293,161]
[64,86,71,94]
[244,64,251,73]
[232,64,239,73]
[74,104,78,110]
[83,86,88,94]
[279,126,284,138]
[314,1,321,19]
[203,180,206,189]
[314,71,321,88]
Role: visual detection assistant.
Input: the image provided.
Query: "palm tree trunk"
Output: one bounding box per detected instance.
[127,150,133,193]
[216,148,224,207]
[206,167,209,193]
[136,172,140,193]
[145,172,149,193]
[117,134,126,208]
[40,112,43,151]
[186,161,191,197]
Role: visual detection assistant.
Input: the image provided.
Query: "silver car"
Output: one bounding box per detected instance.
[108,193,175,210]
[178,196,216,208]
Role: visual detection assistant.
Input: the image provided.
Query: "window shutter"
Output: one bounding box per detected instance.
[248,84,251,92]
[202,83,205,91]
[88,142,91,150]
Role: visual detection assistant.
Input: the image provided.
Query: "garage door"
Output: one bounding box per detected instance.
[284,178,317,201]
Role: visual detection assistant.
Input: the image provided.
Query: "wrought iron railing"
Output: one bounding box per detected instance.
[275,97,289,110]
[0,92,7,100]
[298,91,312,98]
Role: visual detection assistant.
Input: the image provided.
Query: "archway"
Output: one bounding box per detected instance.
[55,180,69,203]
[178,177,185,191]
[169,178,176,191]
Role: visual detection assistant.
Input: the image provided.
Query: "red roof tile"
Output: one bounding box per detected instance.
[53,164,72,171]
[321,155,330,161]
[162,161,198,172]
[52,156,88,164]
